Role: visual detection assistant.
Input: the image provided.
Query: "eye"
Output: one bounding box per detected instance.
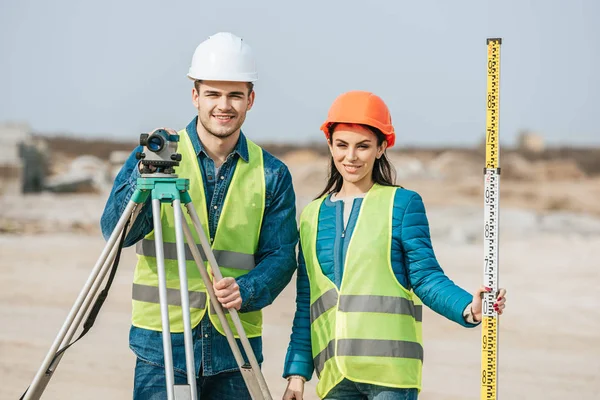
[358,144,369,149]
[336,143,347,148]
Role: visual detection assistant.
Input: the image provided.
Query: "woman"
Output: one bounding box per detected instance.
[282,91,507,400]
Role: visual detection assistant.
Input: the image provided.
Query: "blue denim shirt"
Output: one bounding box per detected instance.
[100,117,298,376]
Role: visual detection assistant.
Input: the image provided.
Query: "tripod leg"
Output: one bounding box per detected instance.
[183,203,273,400]
[180,221,265,400]
[172,199,198,400]
[55,200,142,362]
[52,199,142,367]
[24,200,139,400]
[151,199,177,400]
[32,241,121,397]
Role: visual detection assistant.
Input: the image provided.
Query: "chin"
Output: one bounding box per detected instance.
[210,128,236,138]
[341,174,364,184]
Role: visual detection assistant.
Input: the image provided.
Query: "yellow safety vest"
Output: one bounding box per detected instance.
[132,128,265,337]
[299,184,424,398]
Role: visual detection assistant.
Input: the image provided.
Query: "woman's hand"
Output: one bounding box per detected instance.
[471,286,507,322]
[282,376,305,400]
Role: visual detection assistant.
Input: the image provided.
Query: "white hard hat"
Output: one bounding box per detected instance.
[187,32,258,82]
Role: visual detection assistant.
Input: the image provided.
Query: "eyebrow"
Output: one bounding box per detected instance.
[334,139,373,144]
[203,90,246,96]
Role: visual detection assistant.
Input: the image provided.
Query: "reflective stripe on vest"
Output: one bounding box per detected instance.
[135,239,255,270]
[132,129,265,335]
[339,295,423,322]
[300,184,424,398]
[310,291,423,324]
[132,283,207,309]
[314,338,424,375]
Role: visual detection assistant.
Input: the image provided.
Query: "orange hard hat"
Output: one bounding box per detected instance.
[320,90,396,148]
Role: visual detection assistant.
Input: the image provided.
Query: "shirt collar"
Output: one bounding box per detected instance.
[185,117,249,163]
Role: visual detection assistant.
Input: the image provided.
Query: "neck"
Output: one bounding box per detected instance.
[196,123,240,167]
[338,178,374,197]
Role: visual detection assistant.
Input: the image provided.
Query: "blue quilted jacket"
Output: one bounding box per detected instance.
[283,187,478,380]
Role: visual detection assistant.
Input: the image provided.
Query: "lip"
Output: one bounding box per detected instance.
[212,114,235,124]
[343,164,362,173]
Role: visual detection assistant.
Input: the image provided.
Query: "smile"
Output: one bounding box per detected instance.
[343,164,362,172]
[213,115,235,121]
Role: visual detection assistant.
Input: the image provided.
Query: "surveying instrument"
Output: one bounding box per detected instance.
[22,128,273,400]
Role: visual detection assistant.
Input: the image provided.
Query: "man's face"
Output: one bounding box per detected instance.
[192,80,255,139]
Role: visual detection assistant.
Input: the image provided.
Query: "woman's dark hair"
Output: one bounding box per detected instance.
[316,123,397,199]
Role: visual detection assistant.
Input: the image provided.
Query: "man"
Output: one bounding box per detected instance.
[100,32,298,399]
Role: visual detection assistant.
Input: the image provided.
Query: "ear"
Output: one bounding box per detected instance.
[246,90,256,111]
[377,141,388,159]
[192,87,199,109]
[327,136,334,156]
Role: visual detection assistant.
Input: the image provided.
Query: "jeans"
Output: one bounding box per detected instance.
[325,378,418,400]
[129,317,263,378]
[133,357,251,400]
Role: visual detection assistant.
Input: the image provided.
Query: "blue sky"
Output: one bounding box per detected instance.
[1,0,598,146]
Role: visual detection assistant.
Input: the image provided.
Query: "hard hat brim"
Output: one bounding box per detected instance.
[320,119,395,148]
[187,73,258,82]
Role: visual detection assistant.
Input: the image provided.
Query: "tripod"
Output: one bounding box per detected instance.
[23,172,273,400]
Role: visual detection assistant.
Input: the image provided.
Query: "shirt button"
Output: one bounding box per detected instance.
[220,176,225,180]
[204,334,208,338]
[213,205,218,210]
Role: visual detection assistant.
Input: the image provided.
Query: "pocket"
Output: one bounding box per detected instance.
[129,326,188,376]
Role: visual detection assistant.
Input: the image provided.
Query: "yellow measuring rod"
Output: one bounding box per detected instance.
[481,37,502,400]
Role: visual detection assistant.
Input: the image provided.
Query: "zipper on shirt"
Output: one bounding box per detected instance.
[335,197,358,287]
[333,200,344,288]
[342,199,358,242]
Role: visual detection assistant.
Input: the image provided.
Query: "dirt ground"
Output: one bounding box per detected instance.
[2,213,599,399]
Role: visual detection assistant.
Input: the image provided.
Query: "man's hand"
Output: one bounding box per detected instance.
[213,277,242,310]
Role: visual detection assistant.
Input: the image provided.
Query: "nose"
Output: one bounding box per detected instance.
[216,95,231,111]
[346,147,358,161]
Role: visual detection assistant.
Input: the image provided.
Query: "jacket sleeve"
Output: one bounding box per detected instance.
[283,245,314,380]
[100,146,153,247]
[236,164,298,312]
[400,191,478,328]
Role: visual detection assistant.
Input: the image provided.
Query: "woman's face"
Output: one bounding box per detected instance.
[328,123,387,190]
